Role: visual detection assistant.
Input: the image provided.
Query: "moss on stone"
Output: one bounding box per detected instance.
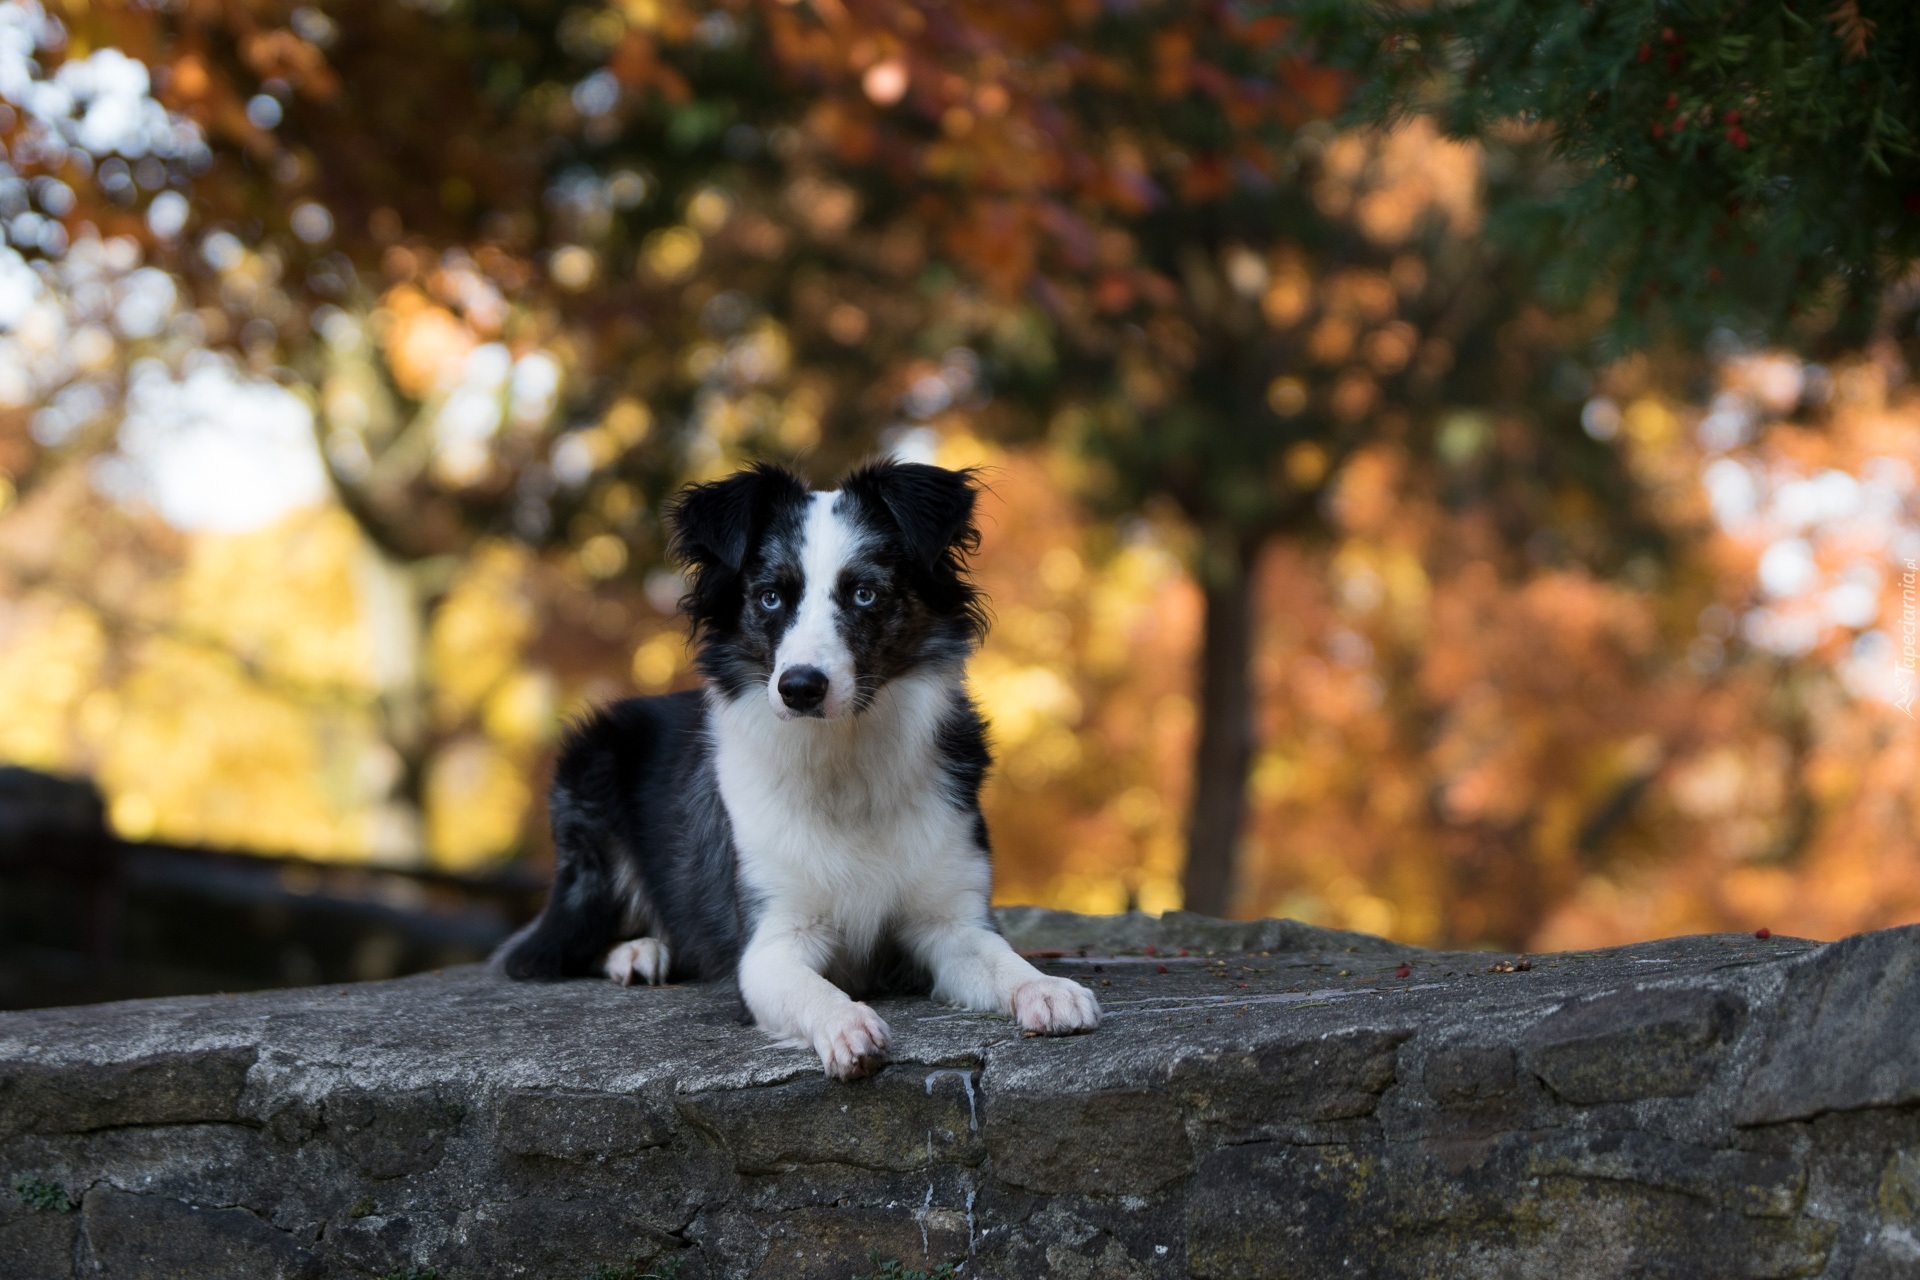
[12,1175,73,1213]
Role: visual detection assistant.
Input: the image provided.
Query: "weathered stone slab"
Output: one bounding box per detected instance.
[0,1193,76,1280]
[0,1046,256,1137]
[83,1188,321,1279]
[321,1086,465,1180]
[497,1088,673,1159]
[686,1068,983,1173]
[752,1205,970,1280]
[1736,924,1920,1125]
[0,916,1914,1278]
[1188,1138,1837,1280]
[1423,1040,1517,1107]
[1523,984,1744,1103]
[985,1088,1191,1195]
[1170,1024,1410,1142]
[995,906,1403,956]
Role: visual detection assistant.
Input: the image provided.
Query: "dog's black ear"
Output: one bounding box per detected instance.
[667,463,807,574]
[842,461,981,571]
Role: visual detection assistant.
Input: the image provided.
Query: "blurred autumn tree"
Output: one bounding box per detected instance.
[6,0,1021,854]
[7,0,1644,907]
[895,12,1667,916]
[729,1,1663,911]
[0,0,1915,951]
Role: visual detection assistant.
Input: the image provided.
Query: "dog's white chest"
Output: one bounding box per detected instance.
[709,673,984,934]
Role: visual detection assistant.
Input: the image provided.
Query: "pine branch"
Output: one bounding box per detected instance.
[1827,1,1876,62]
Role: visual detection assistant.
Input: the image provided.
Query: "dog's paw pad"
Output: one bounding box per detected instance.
[815,1002,891,1081]
[1012,977,1101,1035]
[604,938,670,986]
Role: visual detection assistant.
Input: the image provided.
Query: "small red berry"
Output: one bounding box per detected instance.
[1143,944,1157,956]
[1664,93,1679,109]
[1723,108,1741,125]
[1177,948,1189,957]
[1728,126,1749,149]
[1651,122,1666,139]
[1237,981,1249,988]
[1156,963,1169,974]
[1755,927,1772,939]
[1395,964,1412,978]
[1637,43,1651,63]
[1662,26,1678,43]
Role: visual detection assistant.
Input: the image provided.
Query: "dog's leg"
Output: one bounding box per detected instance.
[494,828,623,981]
[603,937,671,986]
[738,920,891,1080]
[907,908,1101,1035]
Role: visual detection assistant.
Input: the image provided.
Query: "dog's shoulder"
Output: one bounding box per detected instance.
[554,690,708,790]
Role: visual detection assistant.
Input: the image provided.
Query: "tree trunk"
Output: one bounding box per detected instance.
[1181,539,1259,917]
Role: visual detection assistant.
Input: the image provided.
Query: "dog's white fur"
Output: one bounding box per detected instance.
[717,668,1098,1075]
[769,491,862,721]
[610,490,1099,1077]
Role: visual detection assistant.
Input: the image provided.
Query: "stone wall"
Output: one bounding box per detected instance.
[3,909,1918,1278]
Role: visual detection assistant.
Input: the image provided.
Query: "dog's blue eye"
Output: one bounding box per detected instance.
[852,586,876,607]
[758,589,782,610]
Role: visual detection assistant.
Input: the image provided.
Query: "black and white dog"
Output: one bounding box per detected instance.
[497,460,1099,1079]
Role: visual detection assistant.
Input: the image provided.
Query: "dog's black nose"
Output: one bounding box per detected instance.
[777,665,829,714]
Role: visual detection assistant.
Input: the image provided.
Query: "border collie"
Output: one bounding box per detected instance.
[496,460,1100,1079]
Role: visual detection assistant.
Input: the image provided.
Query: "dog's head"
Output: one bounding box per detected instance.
[667,460,986,719]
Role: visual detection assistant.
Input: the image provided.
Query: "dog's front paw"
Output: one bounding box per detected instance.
[814,1002,891,1081]
[1012,976,1101,1035]
[604,938,671,986]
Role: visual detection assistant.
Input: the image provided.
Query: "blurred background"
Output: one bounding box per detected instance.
[0,0,1916,1008]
